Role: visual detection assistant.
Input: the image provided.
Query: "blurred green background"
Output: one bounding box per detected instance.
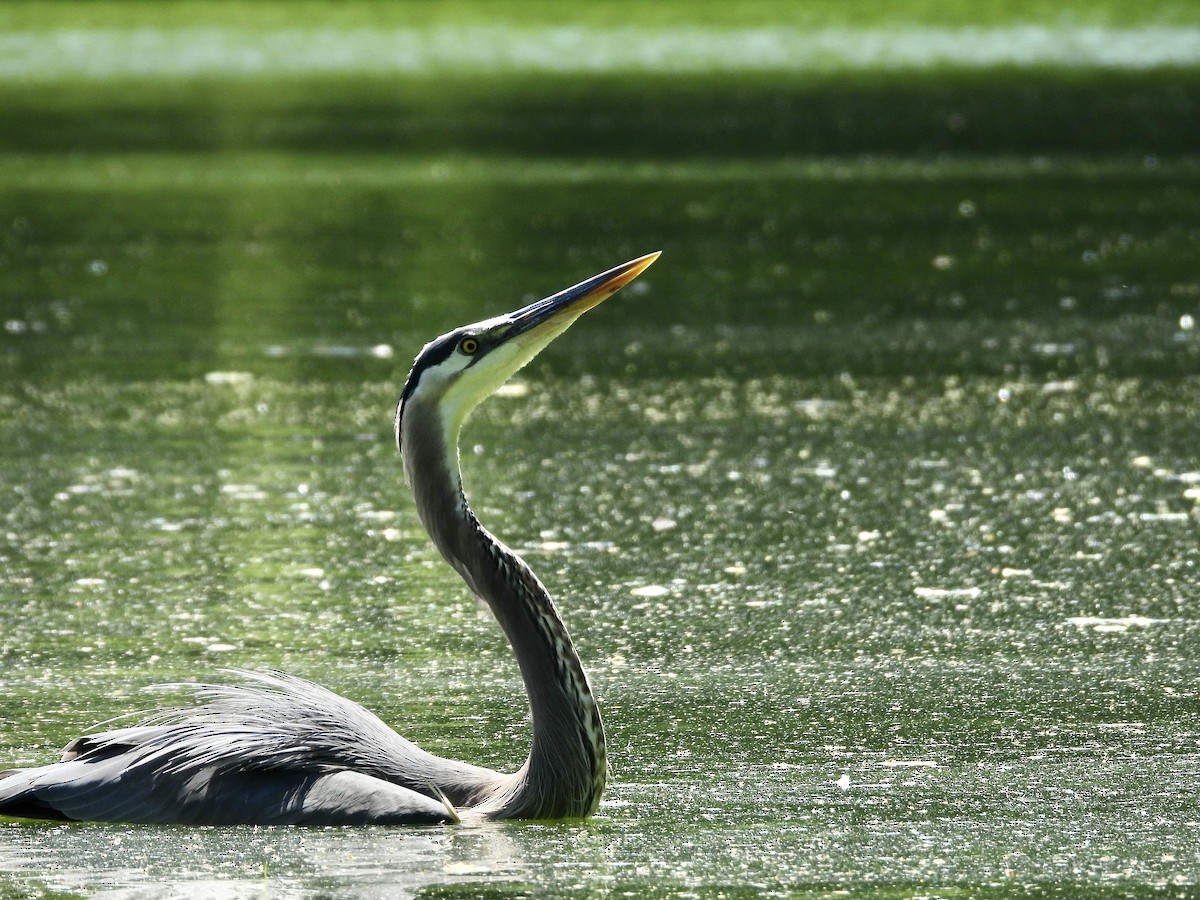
[3,0,1199,381]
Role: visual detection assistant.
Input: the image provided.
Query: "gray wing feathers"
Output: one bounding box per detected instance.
[0,671,476,825]
[0,760,456,825]
[154,670,503,798]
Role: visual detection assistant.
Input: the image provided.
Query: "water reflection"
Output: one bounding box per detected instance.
[0,823,533,898]
[3,154,1198,382]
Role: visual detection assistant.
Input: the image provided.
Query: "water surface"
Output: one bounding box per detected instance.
[2,15,1200,899]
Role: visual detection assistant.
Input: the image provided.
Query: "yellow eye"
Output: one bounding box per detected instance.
[458,337,480,355]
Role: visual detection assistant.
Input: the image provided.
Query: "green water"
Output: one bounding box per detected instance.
[2,8,1200,898]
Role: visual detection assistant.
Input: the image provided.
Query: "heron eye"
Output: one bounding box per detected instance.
[458,337,480,355]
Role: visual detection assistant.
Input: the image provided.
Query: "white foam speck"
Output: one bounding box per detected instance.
[914,586,982,600]
[631,584,670,598]
[1138,511,1190,523]
[1067,614,1165,632]
[205,371,254,385]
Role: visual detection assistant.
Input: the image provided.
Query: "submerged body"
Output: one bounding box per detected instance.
[0,252,660,825]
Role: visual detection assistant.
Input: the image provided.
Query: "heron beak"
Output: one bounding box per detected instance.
[414,250,662,454]
[503,251,661,345]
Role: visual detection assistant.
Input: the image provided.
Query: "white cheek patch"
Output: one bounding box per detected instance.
[439,352,513,438]
[413,317,580,461]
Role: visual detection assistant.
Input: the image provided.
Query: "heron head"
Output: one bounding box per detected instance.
[395,251,660,463]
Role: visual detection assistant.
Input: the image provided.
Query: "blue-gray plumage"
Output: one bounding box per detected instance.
[0,251,661,826]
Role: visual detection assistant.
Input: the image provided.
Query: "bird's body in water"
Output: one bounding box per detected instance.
[0,251,661,826]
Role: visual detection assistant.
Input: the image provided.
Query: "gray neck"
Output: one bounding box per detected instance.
[401,403,606,818]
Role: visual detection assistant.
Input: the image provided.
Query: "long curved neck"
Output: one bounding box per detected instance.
[401,402,606,818]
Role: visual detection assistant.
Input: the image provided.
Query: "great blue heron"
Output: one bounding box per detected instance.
[0,251,661,825]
